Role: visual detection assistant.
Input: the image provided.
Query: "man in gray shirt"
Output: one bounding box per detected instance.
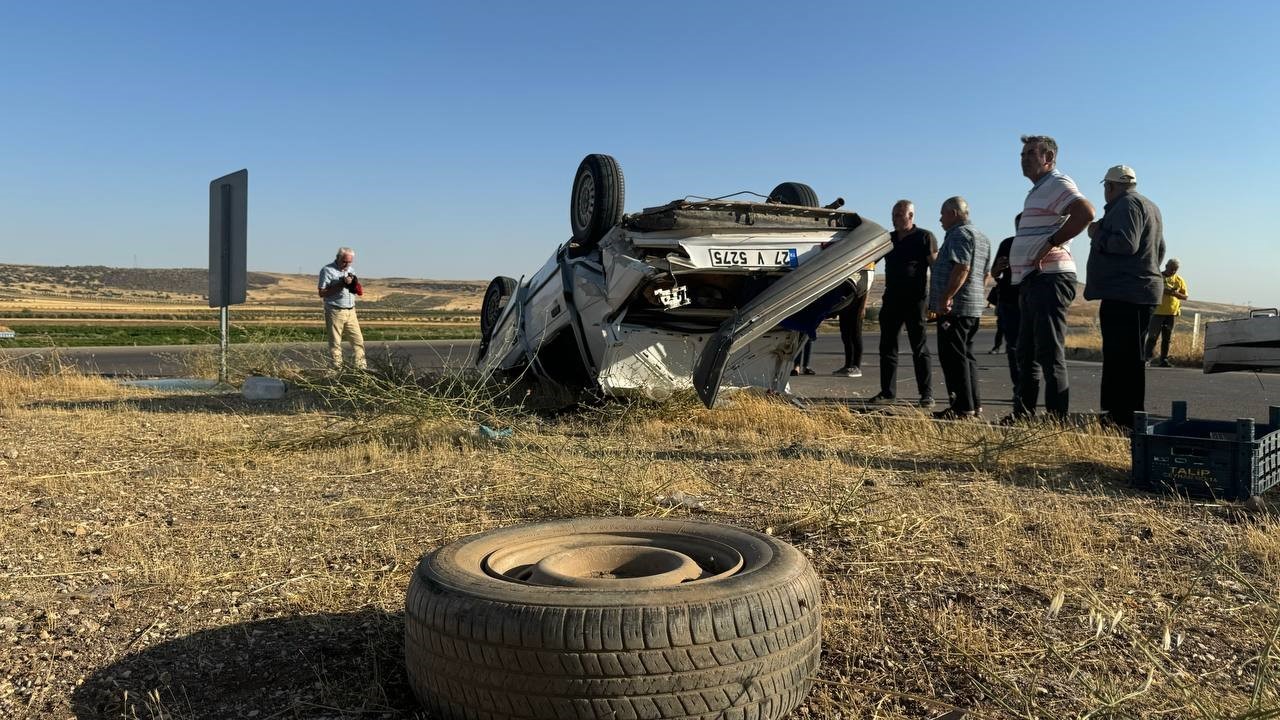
[929,197,991,419]
[1084,165,1165,428]
[318,246,367,371]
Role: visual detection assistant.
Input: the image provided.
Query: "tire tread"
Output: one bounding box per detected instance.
[406,570,820,719]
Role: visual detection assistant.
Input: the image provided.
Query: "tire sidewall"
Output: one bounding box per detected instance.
[570,165,598,239]
[418,517,811,608]
[569,154,623,247]
[480,276,515,338]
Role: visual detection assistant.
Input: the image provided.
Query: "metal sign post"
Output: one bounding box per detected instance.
[208,169,248,385]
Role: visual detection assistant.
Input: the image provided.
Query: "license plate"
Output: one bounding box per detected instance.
[708,248,798,268]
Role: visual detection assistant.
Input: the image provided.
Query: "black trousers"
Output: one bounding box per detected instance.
[998,299,1021,391]
[937,315,981,413]
[1015,272,1075,418]
[992,304,1006,349]
[878,296,932,399]
[1145,314,1176,361]
[838,290,869,368]
[1100,300,1155,428]
[794,338,813,369]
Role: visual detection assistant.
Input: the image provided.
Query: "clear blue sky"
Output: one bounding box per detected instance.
[1,1,1276,305]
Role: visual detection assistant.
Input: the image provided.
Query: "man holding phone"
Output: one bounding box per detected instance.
[318,246,367,371]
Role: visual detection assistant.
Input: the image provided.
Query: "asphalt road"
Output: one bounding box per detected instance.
[790,330,1280,422]
[3,331,1278,421]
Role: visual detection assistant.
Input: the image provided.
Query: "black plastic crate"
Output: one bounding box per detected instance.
[1131,402,1280,500]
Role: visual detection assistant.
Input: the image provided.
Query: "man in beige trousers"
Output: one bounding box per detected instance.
[317,246,367,370]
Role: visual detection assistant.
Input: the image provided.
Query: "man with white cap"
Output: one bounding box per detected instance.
[1084,164,1165,428]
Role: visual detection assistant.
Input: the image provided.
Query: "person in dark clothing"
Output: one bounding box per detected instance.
[792,339,815,375]
[870,200,937,407]
[1084,164,1165,428]
[989,215,1023,395]
[987,284,1004,353]
[833,265,875,377]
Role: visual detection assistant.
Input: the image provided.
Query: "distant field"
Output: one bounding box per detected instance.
[0,322,478,347]
[0,263,1251,348]
[0,263,484,347]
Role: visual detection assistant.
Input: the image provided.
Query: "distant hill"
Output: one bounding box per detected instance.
[3,264,277,297]
[1060,281,1248,325]
[0,264,485,312]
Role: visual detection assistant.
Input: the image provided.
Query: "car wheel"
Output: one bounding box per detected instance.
[405,517,822,720]
[480,276,518,340]
[570,154,625,250]
[768,182,820,208]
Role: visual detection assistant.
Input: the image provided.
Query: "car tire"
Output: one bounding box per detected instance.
[404,517,822,720]
[480,276,518,340]
[570,154,625,250]
[768,182,820,208]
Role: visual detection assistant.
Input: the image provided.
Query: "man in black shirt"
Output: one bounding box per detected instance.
[871,200,937,406]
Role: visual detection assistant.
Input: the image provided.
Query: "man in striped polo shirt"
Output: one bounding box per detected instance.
[1008,135,1095,420]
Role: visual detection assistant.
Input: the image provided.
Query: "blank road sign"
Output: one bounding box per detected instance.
[209,169,248,307]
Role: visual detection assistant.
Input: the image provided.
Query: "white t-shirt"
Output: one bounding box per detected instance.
[1009,169,1085,283]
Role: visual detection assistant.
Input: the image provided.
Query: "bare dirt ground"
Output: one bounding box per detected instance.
[2,364,1279,719]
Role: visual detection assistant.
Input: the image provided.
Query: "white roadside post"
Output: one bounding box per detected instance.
[1192,312,1201,352]
[208,169,248,385]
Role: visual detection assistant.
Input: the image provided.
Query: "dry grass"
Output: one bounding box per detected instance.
[2,366,1279,719]
[1067,321,1207,367]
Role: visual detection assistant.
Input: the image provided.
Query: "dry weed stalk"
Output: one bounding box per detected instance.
[1068,324,1206,366]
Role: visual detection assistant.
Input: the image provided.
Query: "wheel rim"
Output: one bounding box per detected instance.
[482,285,503,329]
[482,531,746,588]
[572,170,596,231]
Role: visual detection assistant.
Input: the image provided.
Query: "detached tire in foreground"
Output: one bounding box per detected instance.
[404,517,821,720]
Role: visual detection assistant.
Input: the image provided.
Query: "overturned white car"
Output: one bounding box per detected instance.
[477,154,892,407]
